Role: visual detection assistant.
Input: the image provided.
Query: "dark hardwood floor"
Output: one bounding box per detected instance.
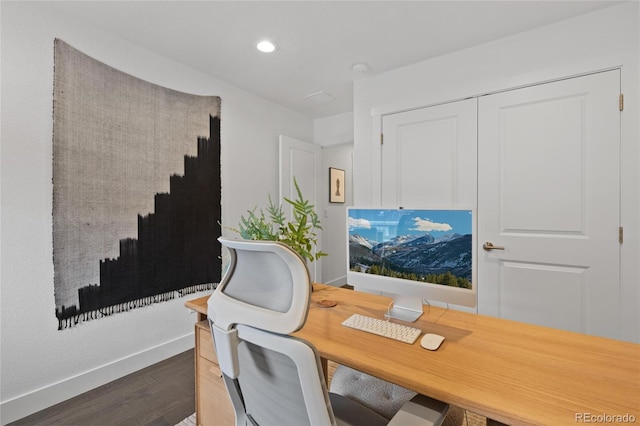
[9,350,195,426]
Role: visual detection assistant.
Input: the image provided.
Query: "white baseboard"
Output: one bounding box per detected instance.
[0,333,194,425]
[323,275,348,287]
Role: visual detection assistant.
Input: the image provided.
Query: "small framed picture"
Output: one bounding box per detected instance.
[329,167,345,203]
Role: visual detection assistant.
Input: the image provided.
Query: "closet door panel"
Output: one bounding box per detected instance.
[477,70,621,339]
[381,99,477,209]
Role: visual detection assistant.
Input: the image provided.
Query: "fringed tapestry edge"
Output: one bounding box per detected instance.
[57,283,217,330]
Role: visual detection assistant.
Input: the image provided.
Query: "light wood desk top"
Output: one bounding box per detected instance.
[186,284,640,425]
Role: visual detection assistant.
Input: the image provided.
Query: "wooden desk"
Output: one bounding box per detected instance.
[186,284,640,425]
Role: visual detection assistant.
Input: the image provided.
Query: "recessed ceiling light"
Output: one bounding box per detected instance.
[256,40,276,53]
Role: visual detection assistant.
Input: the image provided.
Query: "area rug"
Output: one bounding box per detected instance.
[176,413,196,426]
[52,39,221,329]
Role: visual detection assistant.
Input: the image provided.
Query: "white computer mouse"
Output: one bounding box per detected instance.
[420,333,445,350]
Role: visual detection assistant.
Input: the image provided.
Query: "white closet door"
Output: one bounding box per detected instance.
[381,98,477,208]
[478,70,621,339]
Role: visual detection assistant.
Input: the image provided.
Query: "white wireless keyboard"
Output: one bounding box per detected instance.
[341,313,421,344]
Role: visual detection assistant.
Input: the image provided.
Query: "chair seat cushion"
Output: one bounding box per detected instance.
[329,392,389,426]
[330,365,417,420]
[330,365,465,426]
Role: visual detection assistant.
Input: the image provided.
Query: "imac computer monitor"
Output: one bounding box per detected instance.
[347,207,476,322]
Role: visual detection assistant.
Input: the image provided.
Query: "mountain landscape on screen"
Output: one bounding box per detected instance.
[349,232,472,289]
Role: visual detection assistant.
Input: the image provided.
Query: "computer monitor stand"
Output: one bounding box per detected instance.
[383,295,423,322]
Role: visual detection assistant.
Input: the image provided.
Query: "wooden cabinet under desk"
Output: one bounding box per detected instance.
[194,319,234,426]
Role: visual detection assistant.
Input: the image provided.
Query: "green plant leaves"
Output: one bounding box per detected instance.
[231,177,327,262]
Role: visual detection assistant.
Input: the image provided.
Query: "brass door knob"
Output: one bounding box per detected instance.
[483,242,505,251]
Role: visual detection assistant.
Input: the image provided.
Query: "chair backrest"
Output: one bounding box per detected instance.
[208,237,335,425]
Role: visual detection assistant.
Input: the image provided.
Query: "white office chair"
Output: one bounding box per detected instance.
[208,237,451,426]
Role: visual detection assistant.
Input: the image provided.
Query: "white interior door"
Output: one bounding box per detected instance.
[382,98,477,208]
[279,135,322,283]
[478,70,621,339]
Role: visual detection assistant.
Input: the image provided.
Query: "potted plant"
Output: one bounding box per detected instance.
[230,178,327,263]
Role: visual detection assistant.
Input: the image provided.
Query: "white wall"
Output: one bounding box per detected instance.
[314,112,354,148]
[353,2,640,343]
[314,113,354,287]
[320,145,353,286]
[0,2,312,423]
